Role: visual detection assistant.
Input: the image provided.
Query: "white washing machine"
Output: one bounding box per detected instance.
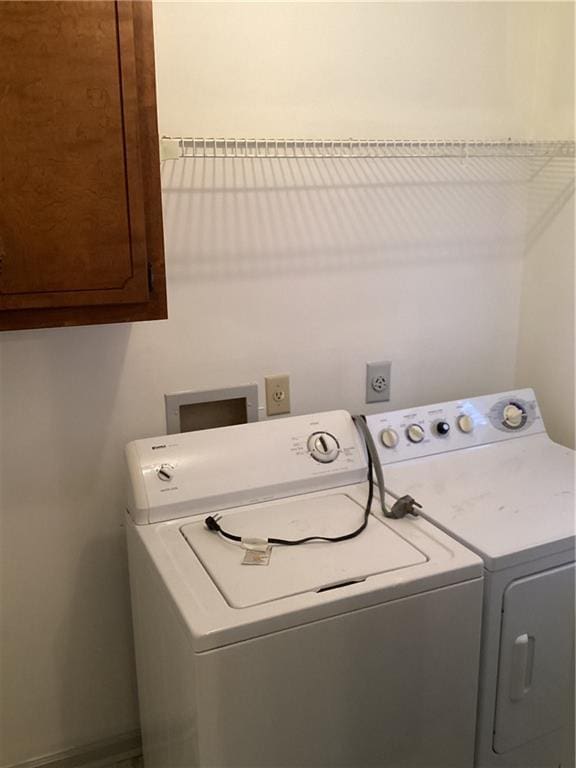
[364,389,575,768]
[125,410,484,768]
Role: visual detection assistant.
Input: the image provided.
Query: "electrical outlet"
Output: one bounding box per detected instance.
[366,361,392,403]
[265,374,291,416]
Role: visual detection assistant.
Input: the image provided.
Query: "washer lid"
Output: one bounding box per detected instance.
[181,493,428,608]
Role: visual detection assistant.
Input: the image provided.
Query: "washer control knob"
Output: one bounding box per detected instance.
[380,428,399,449]
[406,424,425,444]
[457,414,474,434]
[308,432,340,463]
[156,464,174,482]
[503,403,525,429]
[435,420,450,436]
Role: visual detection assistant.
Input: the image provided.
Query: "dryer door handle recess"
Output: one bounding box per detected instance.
[510,633,534,701]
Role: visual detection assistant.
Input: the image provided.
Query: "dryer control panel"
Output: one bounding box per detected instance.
[126,410,367,524]
[366,389,545,465]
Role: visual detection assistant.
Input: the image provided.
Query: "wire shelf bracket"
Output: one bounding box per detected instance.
[160,136,575,161]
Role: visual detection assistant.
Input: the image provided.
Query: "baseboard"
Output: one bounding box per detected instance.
[3,731,142,768]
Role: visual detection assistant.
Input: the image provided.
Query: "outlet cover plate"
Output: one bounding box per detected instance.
[265,374,291,416]
[366,361,392,403]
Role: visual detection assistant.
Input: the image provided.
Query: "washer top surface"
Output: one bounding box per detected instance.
[130,482,482,650]
[181,493,427,608]
[383,434,574,571]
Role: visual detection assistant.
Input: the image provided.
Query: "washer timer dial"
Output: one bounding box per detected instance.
[156,464,174,482]
[307,432,340,463]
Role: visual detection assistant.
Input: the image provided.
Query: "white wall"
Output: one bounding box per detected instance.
[154,1,574,140]
[0,3,573,766]
[516,158,575,448]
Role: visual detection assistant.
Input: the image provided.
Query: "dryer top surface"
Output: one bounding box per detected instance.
[383,434,575,571]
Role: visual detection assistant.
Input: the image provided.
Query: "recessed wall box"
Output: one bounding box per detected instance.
[165,385,258,435]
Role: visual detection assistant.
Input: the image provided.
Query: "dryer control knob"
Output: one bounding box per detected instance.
[308,432,340,463]
[406,424,425,444]
[156,464,174,482]
[380,428,399,449]
[457,414,474,434]
[435,420,450,436]
[502,403,526,429]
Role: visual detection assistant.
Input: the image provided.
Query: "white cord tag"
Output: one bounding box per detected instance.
[242,537,269,551]
[241,537,271,565]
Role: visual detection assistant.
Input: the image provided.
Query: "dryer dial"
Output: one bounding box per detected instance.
[502,402,526,430]
[435,421,450,436]
[457,414,474,434]
[307,432,340,463]
[406,424,425,444]
[380,428,399,449]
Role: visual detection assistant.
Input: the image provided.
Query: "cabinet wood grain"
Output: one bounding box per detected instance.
[0,1,167,330]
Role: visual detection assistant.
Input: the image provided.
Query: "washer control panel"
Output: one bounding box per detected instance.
[126,410,367,524]
[366,388,544,465]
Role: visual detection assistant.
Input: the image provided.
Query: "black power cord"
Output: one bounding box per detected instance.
[205,447,374,546]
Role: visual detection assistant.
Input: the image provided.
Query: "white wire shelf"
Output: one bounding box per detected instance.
[160,136,575,161]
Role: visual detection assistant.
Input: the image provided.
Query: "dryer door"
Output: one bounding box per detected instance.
[493,562,575,754]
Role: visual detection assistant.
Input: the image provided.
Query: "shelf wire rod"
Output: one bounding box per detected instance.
[160,136,575,160]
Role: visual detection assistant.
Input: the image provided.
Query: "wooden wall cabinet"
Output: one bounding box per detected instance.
[0,1,167,331]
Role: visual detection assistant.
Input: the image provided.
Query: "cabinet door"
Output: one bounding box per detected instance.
[0,1,166,328]
[493,562,575,754]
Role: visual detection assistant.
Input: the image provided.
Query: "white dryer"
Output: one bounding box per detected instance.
[365,389,575,768]
[125,410,484,768]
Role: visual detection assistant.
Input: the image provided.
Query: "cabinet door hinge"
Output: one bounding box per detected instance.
[147,262,154,293]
